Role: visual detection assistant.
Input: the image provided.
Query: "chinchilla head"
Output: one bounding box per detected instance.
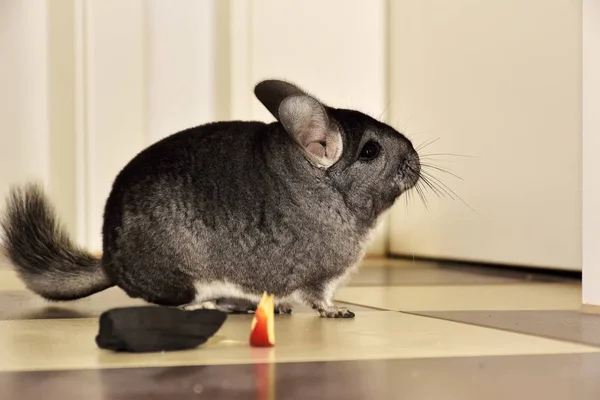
[255,79,420,220]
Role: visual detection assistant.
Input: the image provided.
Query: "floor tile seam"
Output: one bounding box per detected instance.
[328,299,599,349]
[2,350,599,374]
[395,310,600,350]
[346,282,581,288]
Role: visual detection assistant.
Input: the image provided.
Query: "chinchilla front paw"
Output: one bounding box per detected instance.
[317,306,355,319]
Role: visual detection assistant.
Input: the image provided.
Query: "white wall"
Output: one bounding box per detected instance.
[583,0,600,305]
[1,1,150,252]
[81,0,146,252]
[79,0,223,252]
[245,0,387,122]
[0,2,50,201]
[0,0,81,240]
[48,0,79,243]
[145,0,218,144]
[388,0,583,270]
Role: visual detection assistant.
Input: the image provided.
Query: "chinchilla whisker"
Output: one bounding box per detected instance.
[414,182,429,210]
[420,163,463,180]
[415,137,441,152]
[418,152,477,159]
[378,99,393,120]
[417,157,462,165]
[394,113,414,136]
[422,178,443,199]
[421,171,456,200]
[418,173,446,198]
[422,170,475,211]
[420,181,433,207]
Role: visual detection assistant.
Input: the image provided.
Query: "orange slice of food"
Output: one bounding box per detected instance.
[249,292,275,347]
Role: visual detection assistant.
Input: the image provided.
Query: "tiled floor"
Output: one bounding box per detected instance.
[1,257,599,399]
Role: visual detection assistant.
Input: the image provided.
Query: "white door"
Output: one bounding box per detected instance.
[387,0,582,271]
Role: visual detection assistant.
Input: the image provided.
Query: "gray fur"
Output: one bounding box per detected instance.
[0,184,112,300]
[0,80,420,318]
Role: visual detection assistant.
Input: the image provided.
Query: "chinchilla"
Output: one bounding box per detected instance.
[0,80,420,318]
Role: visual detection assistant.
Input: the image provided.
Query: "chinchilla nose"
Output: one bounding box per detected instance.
[399,148,421,176]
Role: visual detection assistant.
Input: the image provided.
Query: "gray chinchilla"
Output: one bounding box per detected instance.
[0,80,420,318]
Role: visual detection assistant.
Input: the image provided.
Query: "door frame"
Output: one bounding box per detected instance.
[582,0,600,307]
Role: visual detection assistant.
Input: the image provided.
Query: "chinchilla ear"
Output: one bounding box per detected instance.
[254,80,343,168]
[254,80,307,120]
[278,95,342,168]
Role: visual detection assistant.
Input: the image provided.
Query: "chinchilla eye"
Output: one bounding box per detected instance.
[358,141,380,161]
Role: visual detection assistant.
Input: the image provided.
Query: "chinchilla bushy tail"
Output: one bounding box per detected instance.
[0,183,114,301]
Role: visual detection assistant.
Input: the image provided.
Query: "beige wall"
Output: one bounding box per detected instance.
[81,0,146,251]
[388,0,583,270]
